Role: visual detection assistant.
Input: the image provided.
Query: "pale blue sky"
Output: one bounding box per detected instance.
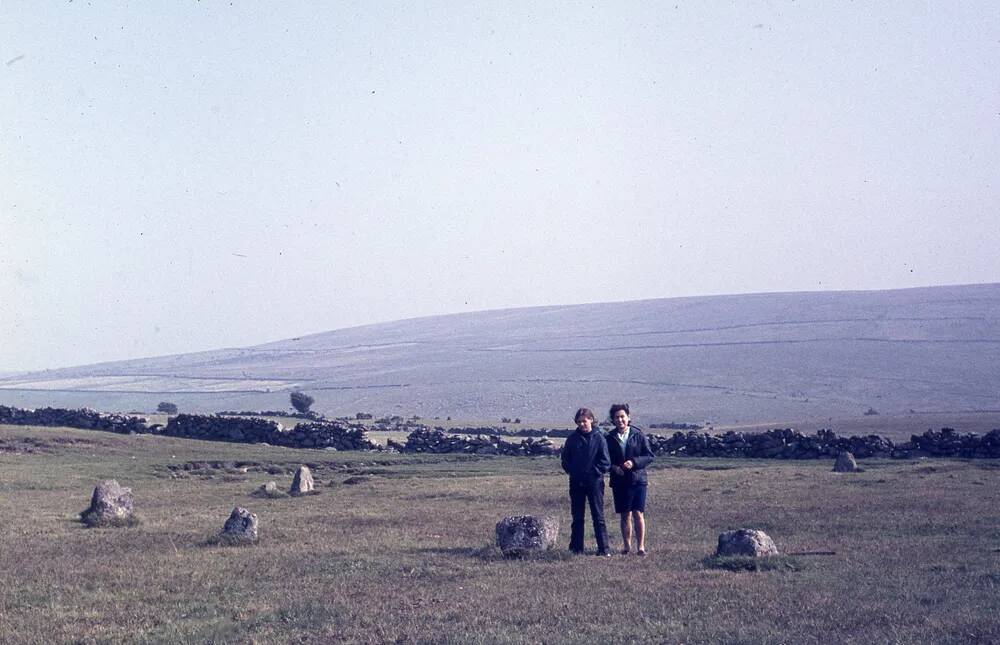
[2,2,999,371]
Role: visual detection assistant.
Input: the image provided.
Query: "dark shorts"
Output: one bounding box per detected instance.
[611,484,647,514]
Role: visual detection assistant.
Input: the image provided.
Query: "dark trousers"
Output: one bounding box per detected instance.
[568,478,609,553]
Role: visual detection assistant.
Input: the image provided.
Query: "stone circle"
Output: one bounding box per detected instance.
[833,450,860,472]
[289,465,314,495]
[495,515,559,557]
[716,528,779,557]
[220,506,259,545]
[80,479,135,528]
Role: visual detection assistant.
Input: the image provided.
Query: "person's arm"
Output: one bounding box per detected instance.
[604,434,625,479]
[607,434,624,475]
[630,431,654,470]
[594,434,611,475]
[607,434,621,465]
[561,436,573,474]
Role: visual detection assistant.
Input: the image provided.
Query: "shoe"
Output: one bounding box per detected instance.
[596,550,613,557]
[621,548,630,555]
[637,548,647,557]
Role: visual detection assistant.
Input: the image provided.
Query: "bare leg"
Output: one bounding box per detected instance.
[620,513,633,553]
[634,511,646,553]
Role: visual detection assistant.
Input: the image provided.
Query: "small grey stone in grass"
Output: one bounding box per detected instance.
[220,507,259,544]
[495,515,559,557]
[80,480,135,528]
[716,528,779,557]
[833,451,861,472]
[289,465,314,495]
[252,481,286,498]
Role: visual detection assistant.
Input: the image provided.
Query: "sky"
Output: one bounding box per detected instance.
[2,2,999,372]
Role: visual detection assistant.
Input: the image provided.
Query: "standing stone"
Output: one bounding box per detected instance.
[495,515,559,557]
[833,451,860,472]
[289,465,314,495]
[80,480,135,527]
[716,528,779,557]
[220,507,259,544]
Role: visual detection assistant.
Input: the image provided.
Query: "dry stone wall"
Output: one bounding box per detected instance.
[2,405,999,459]
[164,414,281,443]
[162,415,379,450]
[648,427,895,459]
[0,406,379,451]
[646,426,1000,459]
[389,427,558,456]
[908,427,1000,458]
[0,405,147,434]
[276,422,379,451]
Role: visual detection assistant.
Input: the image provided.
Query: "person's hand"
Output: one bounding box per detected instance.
[623,460,634,470]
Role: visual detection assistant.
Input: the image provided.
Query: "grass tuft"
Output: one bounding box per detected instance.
[341,476,370,485]
[79,512,142,529]
[251,487,289,499]
[288,489,322,497]
[473,544,575,562]
[201,533,260,547]
[702,554,803,572]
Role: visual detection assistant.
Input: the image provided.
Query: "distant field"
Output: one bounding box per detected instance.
[1,423,998,643]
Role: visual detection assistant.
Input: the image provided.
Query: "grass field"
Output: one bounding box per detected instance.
[1,423,999,644]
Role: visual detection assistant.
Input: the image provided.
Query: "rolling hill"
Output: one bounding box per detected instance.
[2,283,999,424]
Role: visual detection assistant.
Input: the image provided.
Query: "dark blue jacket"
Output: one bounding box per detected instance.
[561,429,610,488]
[606,426,654,488]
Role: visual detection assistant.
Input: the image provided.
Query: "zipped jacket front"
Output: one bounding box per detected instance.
[561,429,611,488]
[606,426,655,488]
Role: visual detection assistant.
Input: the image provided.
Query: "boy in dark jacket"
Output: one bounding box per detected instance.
[560,407,611,555]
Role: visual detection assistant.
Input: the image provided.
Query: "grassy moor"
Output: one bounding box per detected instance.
[1,422,998,644]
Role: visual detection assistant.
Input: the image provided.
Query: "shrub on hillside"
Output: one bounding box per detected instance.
[290,391,315,414]
[156,401,178,414]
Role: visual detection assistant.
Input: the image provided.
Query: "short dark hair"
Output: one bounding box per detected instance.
[609,403,630,419]
[574,407,595,423]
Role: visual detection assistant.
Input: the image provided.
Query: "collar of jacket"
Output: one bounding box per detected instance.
[609,426,641,439]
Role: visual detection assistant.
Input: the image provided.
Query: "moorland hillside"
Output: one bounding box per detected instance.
[2,283,998,423]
